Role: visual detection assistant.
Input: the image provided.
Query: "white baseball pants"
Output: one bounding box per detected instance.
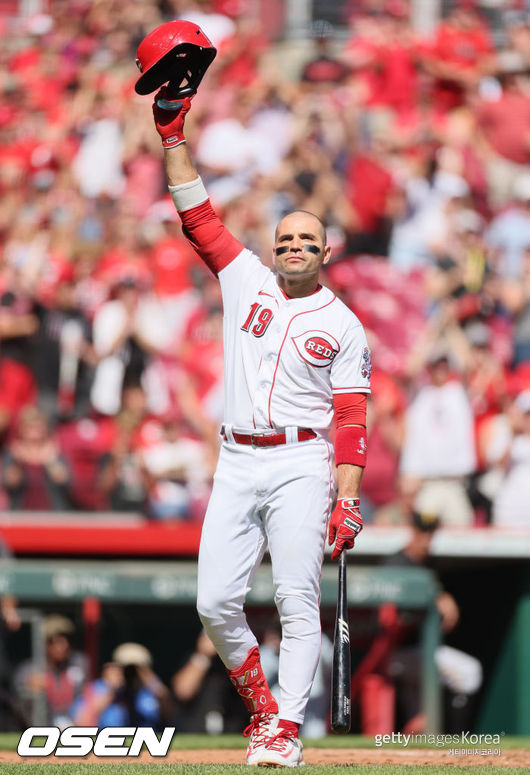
[197,435,334,723]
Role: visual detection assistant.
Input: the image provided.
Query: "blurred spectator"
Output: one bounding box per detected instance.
[172,629,247,733]
[383,512,482,734]
[476,50,530,209]
[90,276,169,415]
[452,322,509,520]
[370,5,420,119]
[98,409,148,513]
[72,94,125,200]
[493,390,530,527]
[344,114,396,256]
[389,161,472,272]
[300,21,350,86]
[14,614,87,729]
[215,16,269,89]
[485,174,530,279]
[73,642,173,728]
[0,357,37,443]
[400,348,476,525]
[70,244,110,321]
[34,264,95,420]
[342,5,388,107]
[502,10,530,68]
[418,174,492,306]
[441,207,489,301]
[148,209,201,340]
[500,247,530,366]
[57,414,116,511]
[273,129,346,238]
[175,0,236,48]
[140,412,212,521]
[195,88,290,205]
[2,407,71,511]
[0,266,39,436]
[423,2,494,116]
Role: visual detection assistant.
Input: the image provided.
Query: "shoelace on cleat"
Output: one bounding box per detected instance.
[243,713,274,741]
[264,729,298,751]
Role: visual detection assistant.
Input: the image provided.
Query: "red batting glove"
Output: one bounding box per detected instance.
[152,87,193,149]
[328,498,363,561]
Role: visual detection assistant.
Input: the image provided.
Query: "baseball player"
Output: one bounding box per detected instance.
[151,91,371,767]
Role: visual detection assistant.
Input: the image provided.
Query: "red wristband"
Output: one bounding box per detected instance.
[334,425,367,467]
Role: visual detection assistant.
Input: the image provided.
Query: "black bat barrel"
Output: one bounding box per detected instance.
[331,551,351,733]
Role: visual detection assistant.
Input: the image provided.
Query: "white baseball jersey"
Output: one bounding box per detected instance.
[219,248,371,431]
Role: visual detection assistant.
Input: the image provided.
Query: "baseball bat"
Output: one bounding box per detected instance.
[331,551,351,733]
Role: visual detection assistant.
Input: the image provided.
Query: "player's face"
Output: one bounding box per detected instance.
[272,212,331,282]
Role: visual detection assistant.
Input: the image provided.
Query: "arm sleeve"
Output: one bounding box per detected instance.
[333,392,367,427]
[169,177,244,276]
[333,393,368,467]
[179,200,245,276]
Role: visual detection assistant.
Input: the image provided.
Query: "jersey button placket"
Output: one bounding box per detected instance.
[253,326,281,425]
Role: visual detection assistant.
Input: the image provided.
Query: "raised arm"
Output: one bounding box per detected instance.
[152,90,244,275]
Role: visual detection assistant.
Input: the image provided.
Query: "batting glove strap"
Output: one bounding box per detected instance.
[162,136,186,149]
[338,499,363,532]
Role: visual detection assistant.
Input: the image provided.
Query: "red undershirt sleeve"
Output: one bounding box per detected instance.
[333,393,368,467]
[333,392,367,427]
[179,200,245,277]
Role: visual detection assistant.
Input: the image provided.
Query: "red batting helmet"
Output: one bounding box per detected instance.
[135,20,217,97]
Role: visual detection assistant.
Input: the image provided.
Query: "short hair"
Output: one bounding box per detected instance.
[276,210,327,245]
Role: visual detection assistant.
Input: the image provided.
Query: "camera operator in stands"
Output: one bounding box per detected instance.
[72,642,173,728]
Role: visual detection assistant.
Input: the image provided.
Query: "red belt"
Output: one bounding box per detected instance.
[222,427,316,447]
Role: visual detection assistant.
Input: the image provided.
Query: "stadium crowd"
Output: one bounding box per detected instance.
[0,0,530,528]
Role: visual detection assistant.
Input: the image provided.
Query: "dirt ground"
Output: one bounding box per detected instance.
[3,748,530,767]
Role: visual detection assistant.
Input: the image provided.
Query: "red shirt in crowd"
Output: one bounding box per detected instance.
[217,31,269,88]
[151,236,200,298]
[0,360,37,430]
[346,154,394,234]
[180,306,224,406]
[477,93,530,165]
[343,34,381,106]
[427,20,493,112]
[94,247,151,288]
[375,40,419,115]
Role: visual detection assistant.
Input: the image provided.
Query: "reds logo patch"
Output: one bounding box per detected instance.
[292,331,340,368]
[361,346,372,379]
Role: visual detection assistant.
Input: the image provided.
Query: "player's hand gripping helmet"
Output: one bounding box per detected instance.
[135,20,217,98]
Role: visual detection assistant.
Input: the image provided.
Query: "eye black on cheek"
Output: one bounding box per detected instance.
[275,246,290,255]
[303,244,321,255]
